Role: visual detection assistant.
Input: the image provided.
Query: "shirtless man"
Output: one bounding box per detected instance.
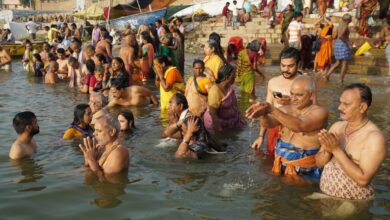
[119,34,136,74]
[84,45,99,64]
[0,44,12,72]
[9,111,40,160]
[251,47,301,154]
[56,48,68,79]
[316,83,387,200]
[70,39,84,65]
[122,23,132,37]
[79,113,129,175]
[89,92,108,114]
[246,76,328,178]
[325,14,352,82]
[108,78,159,107]
[45,60,58,84]
[95,35,113,60]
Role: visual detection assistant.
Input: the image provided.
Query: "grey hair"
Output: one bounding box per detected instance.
[90,92,108,106]
[98,113,120,137]
[293,75,316,92]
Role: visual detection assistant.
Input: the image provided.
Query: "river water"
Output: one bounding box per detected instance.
[0,60,389,220]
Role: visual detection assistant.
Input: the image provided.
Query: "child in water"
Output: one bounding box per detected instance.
[32,53,44,77]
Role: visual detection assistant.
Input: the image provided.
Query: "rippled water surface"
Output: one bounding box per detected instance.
[0,60,389,220]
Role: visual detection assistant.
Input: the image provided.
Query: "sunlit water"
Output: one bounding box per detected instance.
[0,58,389,219]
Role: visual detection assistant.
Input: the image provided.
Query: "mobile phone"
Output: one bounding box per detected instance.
[273,91,283,98]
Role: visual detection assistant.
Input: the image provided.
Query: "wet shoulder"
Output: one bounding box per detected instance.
[328,121,346,133]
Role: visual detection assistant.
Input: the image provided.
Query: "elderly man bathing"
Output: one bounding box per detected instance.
[246,76,328,178]
[108,78,159,107]
[316,83,387,200]
[79,113,129,175]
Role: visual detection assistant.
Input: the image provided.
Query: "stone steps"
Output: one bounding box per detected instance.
[185,13,388,75]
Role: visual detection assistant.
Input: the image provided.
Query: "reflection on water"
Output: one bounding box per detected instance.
[83,169,129,208]
[11,158,44,184]
[0,61,389,219]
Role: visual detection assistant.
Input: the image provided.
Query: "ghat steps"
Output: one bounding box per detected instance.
[185,14,388,75]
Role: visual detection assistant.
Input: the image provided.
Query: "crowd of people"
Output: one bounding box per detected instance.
[222,0,390,78]
[2,0,389,205]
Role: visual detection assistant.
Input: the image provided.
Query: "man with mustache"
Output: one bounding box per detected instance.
[247,76,328,178]
[251,47,301,155]
[316,83,387,200]
[9,111,40,159]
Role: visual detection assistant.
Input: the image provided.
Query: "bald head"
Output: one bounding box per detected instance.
[291,75,316,93]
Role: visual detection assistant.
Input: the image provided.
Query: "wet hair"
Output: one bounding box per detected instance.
[43,42,50,48]
[154,55,172,66]
[48,53,57,62]
[68,57,78,65]
[343,83,372,107]
[57,48,65,54]
[118,111,136,129]
[161,25,169,33]
[71,38,82,48]
[33,53,42,63]
[216,63,234,84]
[193,59,204,67]
[106,35,113,42]
[95,54,107,64]
[13,111,37,134]
[86,45,95,52]
[208,32,225,61]
[280,47,301,63]
[85,59,95,74]
[72,104,90,126]
[110,77,127,90]
[141,31,153,44]
[294,12,303,19]
[206,39,226,62]
[95,65,104,74]
[172,28,184,41]
[112,57,126,72]
[172,93,188,110]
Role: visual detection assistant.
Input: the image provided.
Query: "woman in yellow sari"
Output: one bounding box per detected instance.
[185,60,212,116]
[154,55,185,110]
[316,18,333,76]
[203,39,225,82]
[235,40,261,96]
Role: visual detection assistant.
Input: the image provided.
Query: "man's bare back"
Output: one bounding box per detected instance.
[110,85,158,107]
[95,40,111,58]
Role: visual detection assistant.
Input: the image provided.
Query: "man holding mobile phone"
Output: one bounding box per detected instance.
[251,47,301,154]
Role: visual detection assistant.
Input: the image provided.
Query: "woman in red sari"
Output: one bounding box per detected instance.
[140,31,155,81]
[358,0,378,37]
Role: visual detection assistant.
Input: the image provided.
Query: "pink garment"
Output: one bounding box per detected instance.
[203,86,246,131]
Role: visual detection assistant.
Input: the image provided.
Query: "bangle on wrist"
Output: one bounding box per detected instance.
[182,139,190,145]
